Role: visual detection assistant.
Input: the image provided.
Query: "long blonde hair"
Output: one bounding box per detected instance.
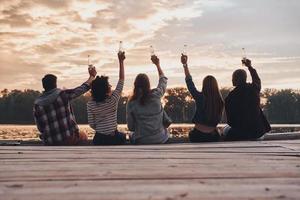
[202,75,224,125]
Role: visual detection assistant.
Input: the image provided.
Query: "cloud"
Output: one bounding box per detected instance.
[33,0,71,9]
[0,50,50,90]
[0,0,299,91]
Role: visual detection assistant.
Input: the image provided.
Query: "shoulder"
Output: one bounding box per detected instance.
[225,89,235,100]
[59,89,68,98]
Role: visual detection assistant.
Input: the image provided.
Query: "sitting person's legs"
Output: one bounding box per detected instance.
[222,126,242,141]
[223,125,264,141]
[93,130,126,145]
[189,128,220,143]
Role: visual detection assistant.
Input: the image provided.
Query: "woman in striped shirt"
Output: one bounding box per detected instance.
[87,52,126,145]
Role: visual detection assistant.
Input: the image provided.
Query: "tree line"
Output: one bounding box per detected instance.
[0,88,299,124]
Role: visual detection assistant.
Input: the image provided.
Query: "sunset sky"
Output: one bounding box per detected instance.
[0,0,299,92]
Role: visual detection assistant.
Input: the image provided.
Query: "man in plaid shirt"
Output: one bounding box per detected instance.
[33,67,97,145]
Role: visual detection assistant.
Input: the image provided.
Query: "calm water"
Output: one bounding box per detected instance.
[0,124,300,140]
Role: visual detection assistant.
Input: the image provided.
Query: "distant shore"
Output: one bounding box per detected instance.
[1,124,300,141]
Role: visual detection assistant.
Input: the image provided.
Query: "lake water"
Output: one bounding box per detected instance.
[0,124,300,140]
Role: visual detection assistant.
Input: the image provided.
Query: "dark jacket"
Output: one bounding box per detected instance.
[225,67,271,140]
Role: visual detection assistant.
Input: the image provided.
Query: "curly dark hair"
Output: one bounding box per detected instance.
[91,76,110,103]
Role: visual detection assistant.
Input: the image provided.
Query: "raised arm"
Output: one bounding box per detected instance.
[243,58,261,92]
[111,52,125,101]
[181,54,191,77]
[151,55,167,97]
[181,54,199,99]
[151,55,164,77]
[65,67,97,100]
[118,51,125,81]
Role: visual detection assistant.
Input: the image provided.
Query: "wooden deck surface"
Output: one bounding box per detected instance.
[0,140,300,200]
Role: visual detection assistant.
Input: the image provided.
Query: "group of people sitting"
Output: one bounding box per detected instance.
[33,52,271,145]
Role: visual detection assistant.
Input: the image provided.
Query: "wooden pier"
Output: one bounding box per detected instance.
[0,140,300,199]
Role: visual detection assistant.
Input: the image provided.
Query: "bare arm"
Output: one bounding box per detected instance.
[181,54,191,77]
[86,67,97,85]
[111,52,125,101]
[151,55,164,77]
[118,51,125,81]
[183,65,191,77]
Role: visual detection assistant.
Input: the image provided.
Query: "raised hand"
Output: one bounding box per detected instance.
[181,54,188,66]
[151,55,160,66]
[118,51,126,62]
[88,66,97,77]
[242,58,252,68]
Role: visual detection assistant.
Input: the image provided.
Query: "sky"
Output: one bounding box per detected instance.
[0,0,300,93]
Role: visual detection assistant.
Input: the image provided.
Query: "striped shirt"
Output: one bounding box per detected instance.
[87,79,124,135]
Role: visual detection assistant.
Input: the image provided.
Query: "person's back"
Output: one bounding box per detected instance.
[34,69,97,145]
[127,55,170,144]
[226,83,261,132]
[87,52,126,145]
[224,59,270,140]
[181,54,224,142]
[127,85,168,144]
[87,88,121,134]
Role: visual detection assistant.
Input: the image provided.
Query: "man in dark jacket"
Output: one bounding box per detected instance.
[224,58,271,140]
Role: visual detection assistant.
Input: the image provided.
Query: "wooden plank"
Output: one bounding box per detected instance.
[0,140,299,199]
[1,179,300,200]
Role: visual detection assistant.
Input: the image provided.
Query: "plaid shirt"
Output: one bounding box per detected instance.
[33,83,90,145]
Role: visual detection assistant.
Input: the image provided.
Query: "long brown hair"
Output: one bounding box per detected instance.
[130,73,151,105]
[202,75,224,124]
